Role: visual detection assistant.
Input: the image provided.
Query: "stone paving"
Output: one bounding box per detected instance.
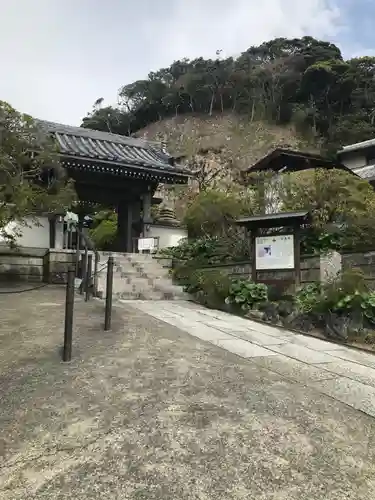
[1,287,375,499]
[124,300,375,418]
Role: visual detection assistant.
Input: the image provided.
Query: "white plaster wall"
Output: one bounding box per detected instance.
[149,225,187,249]
[0,216,50,248]
[55,220,65,249]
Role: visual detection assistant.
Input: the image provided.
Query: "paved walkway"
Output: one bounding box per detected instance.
[1,288,375,499]
[124,300,375,418]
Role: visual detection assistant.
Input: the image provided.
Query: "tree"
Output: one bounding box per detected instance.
[89,209,117,250]
[278,168,375,252]
[183,189,254,238]
[82,105,131,135]
[0,101,75,244]
[280,169,375,227]
[187,147,240,192]
[79,35,375,151]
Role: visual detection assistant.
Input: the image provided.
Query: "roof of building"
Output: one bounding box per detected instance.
[353,164,375,181]
[236,211,310,229]
[36,120,190,182]
[245,148,354,175]
[338,138,375,155]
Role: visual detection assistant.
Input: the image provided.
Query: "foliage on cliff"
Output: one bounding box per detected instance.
[137,114,318,219]
[82,36,375,152]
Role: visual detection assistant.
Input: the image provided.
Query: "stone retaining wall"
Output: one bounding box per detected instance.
[45,249,77,284]
[190,255,321,286]
[0,248,89,284]
[342,252,375,289]
[173,252,341,291]
[0,247,46,282]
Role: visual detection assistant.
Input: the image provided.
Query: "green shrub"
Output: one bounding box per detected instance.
[180,269,231,309]
[89,210,117,249]
[183,189,253,239]
[295,283,322,313]
[171,261,196,288]
[301,229,341,255]
[225,279,268,311]
[295,270,375,324]
[164,237,233,266]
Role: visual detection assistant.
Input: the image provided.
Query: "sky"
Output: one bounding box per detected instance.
[0,0,374,126]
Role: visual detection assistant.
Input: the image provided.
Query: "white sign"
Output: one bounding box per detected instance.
[64,211,79,224]
[74,278,83,289]
[64,211,79,230]
[138,237,155,251]
[255,234,294,270]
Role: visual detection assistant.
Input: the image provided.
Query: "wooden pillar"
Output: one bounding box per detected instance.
[251,229,258,283]
[142,191,152,237]
[117,201,133,253]
[132,199,142,252]
[294,225,301,289]
[126,204,133,252]
[49,216,56,249]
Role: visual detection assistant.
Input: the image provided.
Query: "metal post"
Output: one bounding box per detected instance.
[85,254,93,302]
[75,226,81,276]
[67,227,73,249]
[93,252,99,297]
[80,247,88,295]
[104,256,114,331]
[294,225,301,290]
[63,267,75,362]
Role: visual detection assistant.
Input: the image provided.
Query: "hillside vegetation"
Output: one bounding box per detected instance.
[82,36,375,153]
[135,113,318,202]
[135,113,318,165]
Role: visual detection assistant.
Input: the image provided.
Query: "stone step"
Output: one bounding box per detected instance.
[111,255,172,270]
[96,251,186,301]
[115,266,170,282]
[98,280,187,300]
[115,290,165,300]
[114,258,168,272]
[124,266,171,280]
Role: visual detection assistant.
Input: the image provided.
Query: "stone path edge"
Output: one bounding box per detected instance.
[186,299,375,357]
[122,301,375,419]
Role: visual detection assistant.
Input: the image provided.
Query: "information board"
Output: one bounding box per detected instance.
[255,234,294,270]
[138,237,155,251]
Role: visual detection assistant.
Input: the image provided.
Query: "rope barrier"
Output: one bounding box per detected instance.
[0,282,49,294]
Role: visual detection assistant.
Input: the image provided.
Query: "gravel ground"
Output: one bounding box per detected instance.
[0,286,374,499]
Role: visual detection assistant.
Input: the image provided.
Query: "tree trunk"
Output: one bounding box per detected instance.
[250,100,255,122]
[189,95,194,112]
[232,93,237,112]
[209,92,215,116]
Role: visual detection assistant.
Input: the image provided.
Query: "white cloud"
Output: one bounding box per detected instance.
[0,0,343,125]
[160,0,342,61]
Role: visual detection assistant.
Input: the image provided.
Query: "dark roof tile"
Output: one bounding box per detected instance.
[36,119,189,177]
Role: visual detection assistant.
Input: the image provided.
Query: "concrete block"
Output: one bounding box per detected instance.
[213,338,277,358]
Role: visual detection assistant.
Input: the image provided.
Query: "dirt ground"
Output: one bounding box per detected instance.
[0,286,374,499]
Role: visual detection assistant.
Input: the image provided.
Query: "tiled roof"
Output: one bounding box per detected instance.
[246,148,354,175]
[338,137,375,154]
[353,164,375,180]
[236,211,310,229]
[36,120,189,181]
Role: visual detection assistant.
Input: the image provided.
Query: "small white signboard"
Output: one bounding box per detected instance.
[255,234,294,270]
[74,278,83,289]
[138,237,155,251]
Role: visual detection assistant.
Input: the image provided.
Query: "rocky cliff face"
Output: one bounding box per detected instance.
[136,113,320,216]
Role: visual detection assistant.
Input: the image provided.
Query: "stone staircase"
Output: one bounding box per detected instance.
[97,252,189,300]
